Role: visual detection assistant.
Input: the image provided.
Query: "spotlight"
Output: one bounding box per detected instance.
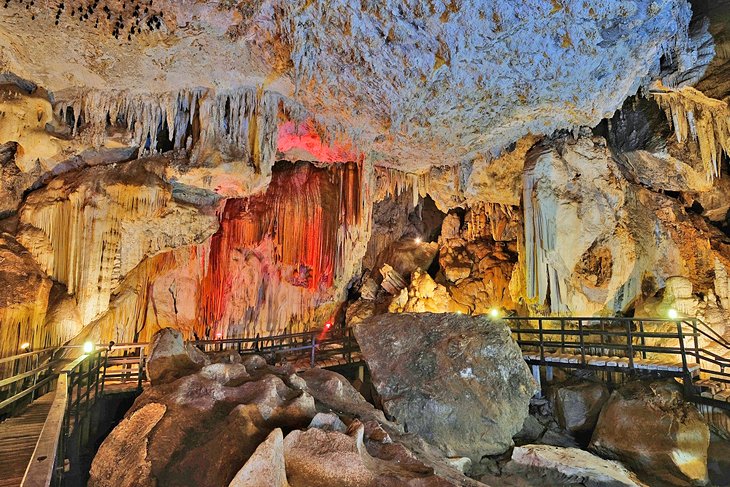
[415,237,422,244]
[667,308,679,320]
[83,341,94,354]
[489,308,501,319]
[325,322,332,330]
[20,342,30,351]
[456,310,463,315]
[215,332,223,339]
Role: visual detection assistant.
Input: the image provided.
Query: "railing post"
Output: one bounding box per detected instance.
[310,333,316,368]
[538,318,545,363]
[578,319,586,366]
[137,347,145,392]
[639,320,647,359]
[676,320,692,396]
[692,319,700,365]
[626,320,634,370]
[560,319,565,353]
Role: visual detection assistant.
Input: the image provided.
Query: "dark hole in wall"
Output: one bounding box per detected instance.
[593,96,673,154]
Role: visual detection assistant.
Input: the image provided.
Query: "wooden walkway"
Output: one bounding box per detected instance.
[0,393,55,487]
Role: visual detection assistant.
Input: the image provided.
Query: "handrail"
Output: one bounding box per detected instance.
[20,355,88,487]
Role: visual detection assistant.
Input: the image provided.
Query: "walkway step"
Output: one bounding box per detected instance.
[0,392,55,487]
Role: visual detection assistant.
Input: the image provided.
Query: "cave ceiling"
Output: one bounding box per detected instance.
[0,0,717,171]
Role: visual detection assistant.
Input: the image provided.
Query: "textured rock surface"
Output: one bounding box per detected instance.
[92,329,482,487]
[355,312,537,460]
[0,233,53,358]
[145,328,207,385]
[589,380,710,486]
[228,428,289,487]
[504,444,647,487]
[0,1,705,172]
[552,380,610,435]
[89,402,166,487]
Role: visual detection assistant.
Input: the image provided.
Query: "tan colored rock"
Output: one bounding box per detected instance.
[0,233,52,359]
[89,402,166,487]
[228,428,289,487]
[284,427,378,487]
[145,328,207,385]
[388,270,461,314]
[589,380,710,486]
[505,444,647,487]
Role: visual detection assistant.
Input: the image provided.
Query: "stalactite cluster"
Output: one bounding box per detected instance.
[653,86,730,180]
[55,87,309,172]
[465,203,516,242]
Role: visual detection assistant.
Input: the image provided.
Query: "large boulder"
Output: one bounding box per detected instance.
[552,379,610,435]
[355,312,537,460]
[145,328,209,385]
[89,403,166,487]
[589,380,710,486]
[504,444,647,487]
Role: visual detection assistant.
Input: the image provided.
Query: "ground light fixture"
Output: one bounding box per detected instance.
[83,341,95,354]
[667,308,679,320]
[489,308,501,319]
[414,237,422,244]
[20,342,30,351]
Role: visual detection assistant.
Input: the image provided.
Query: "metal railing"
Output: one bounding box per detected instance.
[503,316,730,407]
[17,326,359,486]
[21,351,103,487]
[0,348,64,416]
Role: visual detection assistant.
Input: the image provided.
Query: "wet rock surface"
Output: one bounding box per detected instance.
[552,379,610,436]
[355,312,537,460]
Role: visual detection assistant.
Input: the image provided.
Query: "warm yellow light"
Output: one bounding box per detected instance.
[415,237,422,244]
[20,342,30,351]
[489,308,501,319]
[456,310,463,314]
[667,308,679,320]
[83,341,94,354]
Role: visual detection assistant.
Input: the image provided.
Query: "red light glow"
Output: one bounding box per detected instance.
[325,322,332,330]
[277,121,362,163]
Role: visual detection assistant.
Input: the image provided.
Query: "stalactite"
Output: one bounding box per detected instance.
[652,86,730,180]
[54,87,307,170]
[466,203,515,241]
[523,163,564,313]
[374,166,429,208]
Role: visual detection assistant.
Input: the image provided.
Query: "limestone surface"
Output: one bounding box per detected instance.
[355,312,537,460]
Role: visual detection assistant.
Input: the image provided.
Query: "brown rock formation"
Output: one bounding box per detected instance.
[589,380,710,486]
[355,312,537,461]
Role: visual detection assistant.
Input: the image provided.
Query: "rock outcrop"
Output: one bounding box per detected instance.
[503,444,647,487]
[145,328,208,385]
[552,379,610,436]
[589,380,710,486]
[355,312,537,460]
[228,428,289,487]
[91,329,483,487]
